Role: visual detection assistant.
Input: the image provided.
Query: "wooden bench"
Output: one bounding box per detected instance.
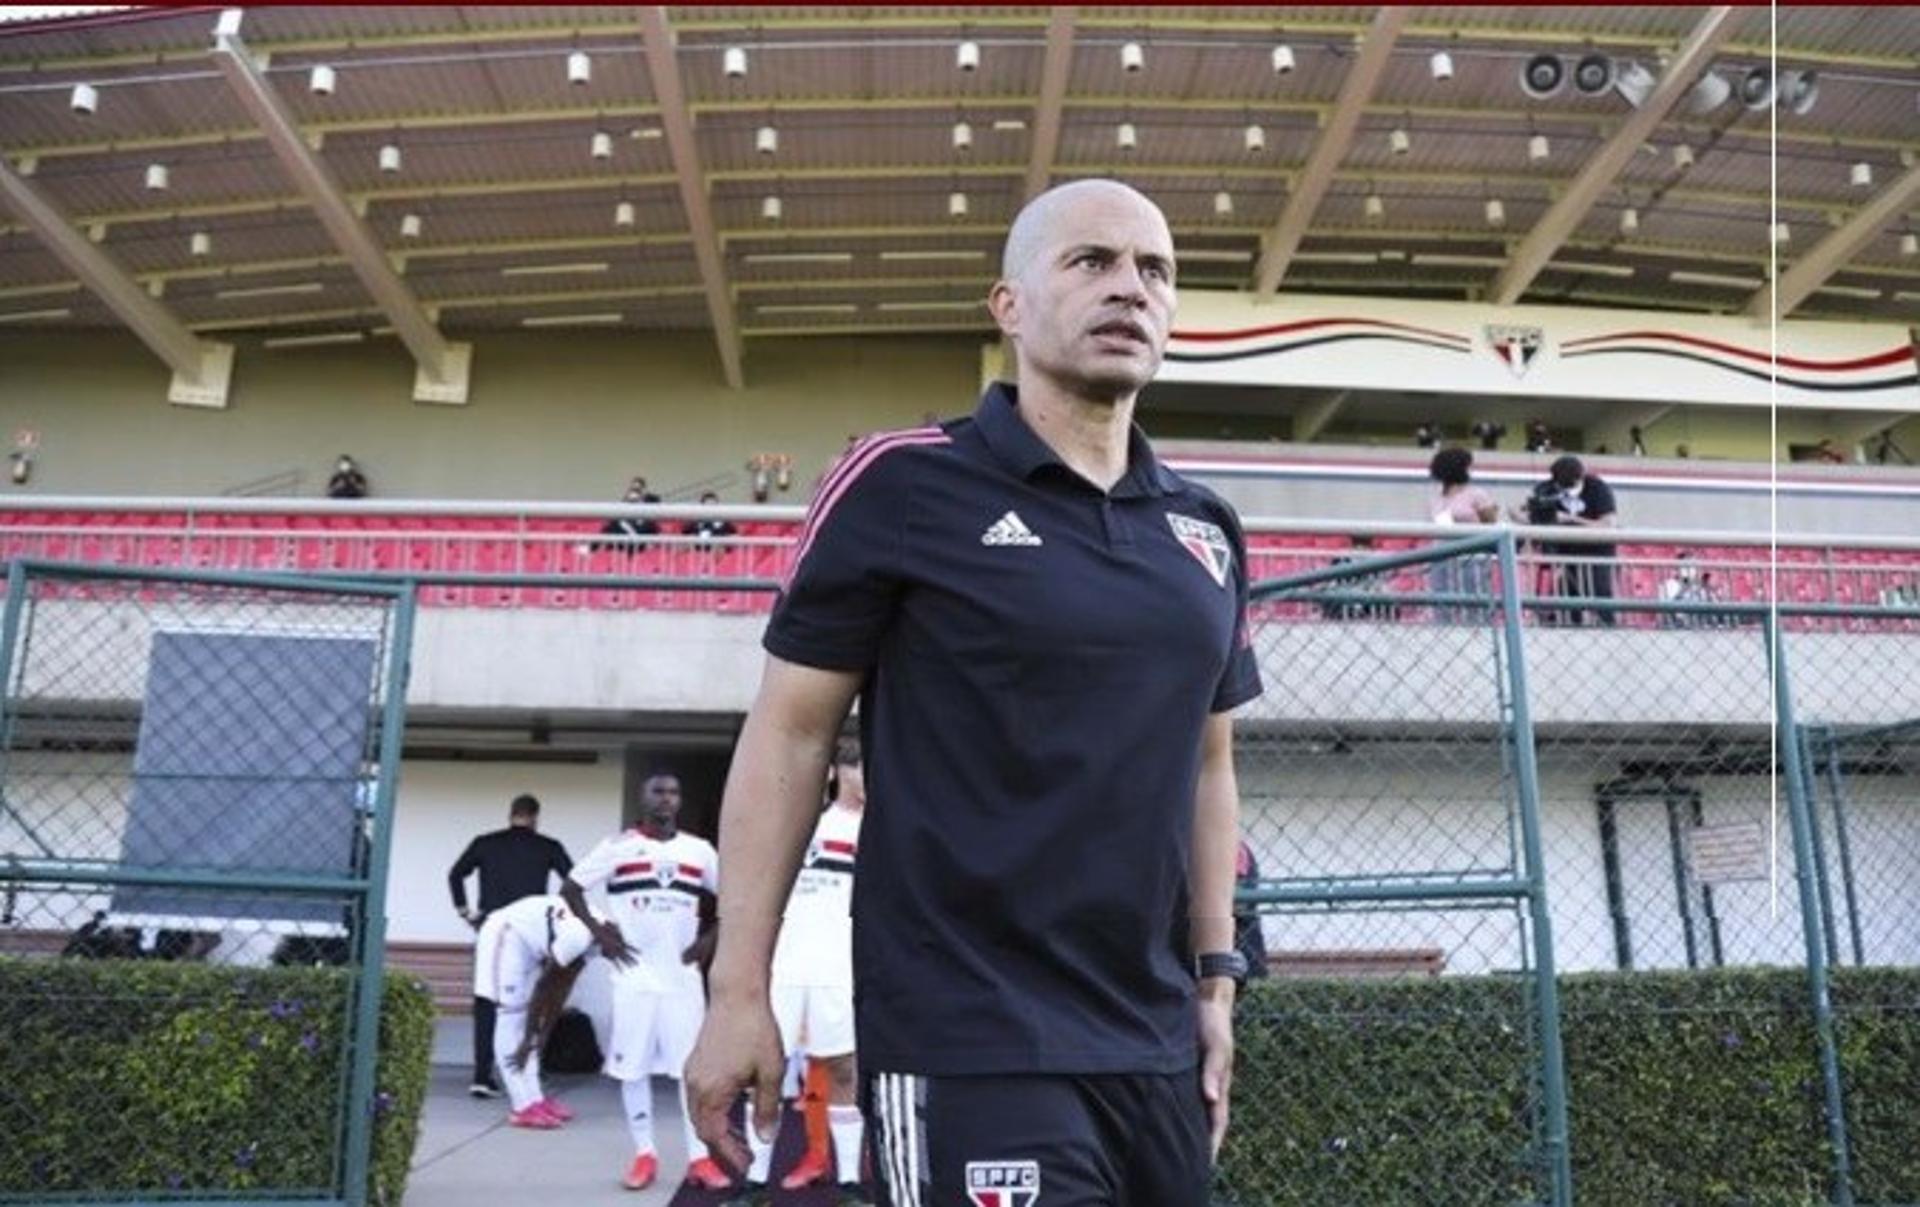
[1267,947,1447,978]
[385,941,474,1014]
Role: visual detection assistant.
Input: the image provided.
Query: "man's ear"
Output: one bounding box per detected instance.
[986,280,1019,338]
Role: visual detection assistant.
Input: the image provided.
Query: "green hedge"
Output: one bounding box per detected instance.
[0,957,435,1204]
[1221,967,1920,1207]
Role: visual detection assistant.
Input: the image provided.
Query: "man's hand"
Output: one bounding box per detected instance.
[591,920,634,967]
[459,907,481,931]
[682,928,718,969]
[1197,985,1236,1161]
[682,991,786,1177]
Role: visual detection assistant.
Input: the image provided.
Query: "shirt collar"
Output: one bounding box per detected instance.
[973,381,1177,499]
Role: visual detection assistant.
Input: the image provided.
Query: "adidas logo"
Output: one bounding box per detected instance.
[981,511,1043,547]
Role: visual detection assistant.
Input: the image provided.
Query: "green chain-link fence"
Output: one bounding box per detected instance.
[1223,533,1920,1207]
[0,559,422,1207]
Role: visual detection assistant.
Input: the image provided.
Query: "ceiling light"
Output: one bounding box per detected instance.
[1364,193,1384,222]
[1772,221,1791,245]
[755,303,858,316]
[742,251,855,265]
[1272,44,1295,74]
[189,231,211,258]
[1409,253,1508,268]
[1178,248,1254,263]
[1389,127,1410,156]
[400,213,422,239]
[879,249,987,262]
[948,191,969,217]
[591,130,614,160]
[956,40,979,72]
[1485,197,1506,227]
[1813,284,1881,300]
[1546,259,1635,278]
[215,281,325,300]
[992,118,1026,132]
[522,313,624,328]
[262,331,365,349]
[1295,251,1381,265]
[876,300,983,313]
[500,262,611,277]
[1850,161,1872,188]
[755,125,779,155]
[567,51,592,86]
[1670,269,1763,289]
[1244,123,1266,153]
[144,163,169,191]
[1614,60,1655,108]
[309,65,336,96]
[614,201,635,227]
[1901,232,1918,257]
[723,47,748,79]
[1686,71,1730,114]
[1672,143,1694,169]
[1116,122,1137,151]
[0,307,72,324]
[70,83,98,115]
[761,194,783,221]
[1120,42,1145,73]
[1528,132,1550,162]
[1620,206,1640,234]
[378,143,402,173]
[1430,51,1454,81]
[1213,190,1233,217]
[952,120,973,151]
[631,127,663,140]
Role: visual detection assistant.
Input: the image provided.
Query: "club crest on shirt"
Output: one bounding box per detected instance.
[655,862,676,888]
[966,1159,1040,1207]
[1167,513,1231,588]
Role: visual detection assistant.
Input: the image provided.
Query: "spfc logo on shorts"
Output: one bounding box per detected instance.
[965,1159,1040,1207]
[1485,324,1544,379]
[1167,513,1231,588]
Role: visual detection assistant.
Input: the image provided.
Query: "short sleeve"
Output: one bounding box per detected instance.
[568,836,619,893]
[1587,478,1618,520]
[1210,502,1264,714]
[698,839,720,894]
[764,436,917,671]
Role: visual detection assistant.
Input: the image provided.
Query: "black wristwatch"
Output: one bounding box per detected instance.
[1196,950,1249,986]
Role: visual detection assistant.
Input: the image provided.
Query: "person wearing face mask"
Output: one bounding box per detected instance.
[594,478,662,555]
[326,454,368,499]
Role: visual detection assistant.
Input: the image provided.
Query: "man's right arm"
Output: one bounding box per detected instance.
[447,839,480,918]
[685,653,862,1169]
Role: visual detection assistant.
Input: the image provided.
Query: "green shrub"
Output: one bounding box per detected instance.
[0,958,434,1205]
[1221,967,1920,1207]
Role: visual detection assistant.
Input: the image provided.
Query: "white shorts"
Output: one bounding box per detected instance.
[769,981,856,1059]
[472,914,539,1013]
[606,973,705,1081]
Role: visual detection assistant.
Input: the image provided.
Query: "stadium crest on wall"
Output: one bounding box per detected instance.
[1486,324,1545,379]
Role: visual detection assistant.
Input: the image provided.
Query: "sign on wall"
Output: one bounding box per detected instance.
[1161,292,1920,412]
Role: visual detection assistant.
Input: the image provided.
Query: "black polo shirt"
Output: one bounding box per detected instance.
[764,383,1263,1077]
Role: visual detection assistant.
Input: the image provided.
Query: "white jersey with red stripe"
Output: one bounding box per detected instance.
[570,828,718,993]
[771,802,862,988]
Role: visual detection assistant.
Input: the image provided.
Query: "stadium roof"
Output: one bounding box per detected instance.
[1,5,1916,386]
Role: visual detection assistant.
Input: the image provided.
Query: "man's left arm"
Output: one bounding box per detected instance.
[1191,710,1241,1161]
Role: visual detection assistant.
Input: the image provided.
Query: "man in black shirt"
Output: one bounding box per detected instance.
[1520,455,1619,627]
[448,793,573,1097]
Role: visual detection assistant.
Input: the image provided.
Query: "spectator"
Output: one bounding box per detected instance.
[1414,421,1440,449]
[594,480,660,554]
[684,490,738,550]
[326,455,368,499]
[1879,576,1919,609]
[1233,839,1269,983]
[1516,455,1618,627]
[1427,447,1500,622]
[1813,438,1848,465]
[448,794,574,1099]
[1675,443,1693,459]
[1524,419,1553,454]
[1471,420,1506,451]
[1659,552,1715,628]
[1629,426,1648,457]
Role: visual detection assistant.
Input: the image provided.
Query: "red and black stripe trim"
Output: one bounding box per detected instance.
[1166,317,1472,364]
[1559,331,1918,394]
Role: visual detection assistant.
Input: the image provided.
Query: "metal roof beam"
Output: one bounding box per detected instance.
[1024,7,1077,203]
[1749,159,1920,318]
[0,152,233,406]
[1489,7,1739,307]
[1253,8,1406,297]
[1293,390,1350,443]
[209,9,470,403]
[638,5,743,390]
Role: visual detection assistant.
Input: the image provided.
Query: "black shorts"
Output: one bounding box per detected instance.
[862,1068,1210,1207]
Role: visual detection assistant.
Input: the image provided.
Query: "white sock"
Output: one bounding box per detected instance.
[493,1010,543,1111]
[745,1091,777,1183]
[829,1104,865,1185]
[676,1078,708,1162]
[622,1078,654,1155]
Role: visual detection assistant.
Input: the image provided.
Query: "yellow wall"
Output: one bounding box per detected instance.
[0,331,980,499]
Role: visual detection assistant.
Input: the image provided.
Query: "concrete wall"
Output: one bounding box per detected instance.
[0,331,979,501]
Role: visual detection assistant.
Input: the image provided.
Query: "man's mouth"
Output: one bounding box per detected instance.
[1090,319,1148,345]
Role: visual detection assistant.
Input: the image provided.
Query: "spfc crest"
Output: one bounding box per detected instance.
[1485,324,1544,379]
[966,1159,1040,1207]
[1167,513,1231,588]
[655,862,677,888]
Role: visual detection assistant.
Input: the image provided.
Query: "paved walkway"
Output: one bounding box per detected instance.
[408,1017,860,1207]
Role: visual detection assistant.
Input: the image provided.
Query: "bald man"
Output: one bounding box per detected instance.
[687,180,1263,1207]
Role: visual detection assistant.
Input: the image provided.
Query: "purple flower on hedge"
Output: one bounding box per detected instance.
[166,1172,184,1190]
[247,1032,266,1050]
[300,1030,319,1053]
[375,1090,394,1116]
[1721,1031,1742,1049]
[268,998,302,1020]
[1325,1136,1350,1154]
[235,1142,258,1169]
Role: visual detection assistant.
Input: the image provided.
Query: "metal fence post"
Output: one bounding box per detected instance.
[1814,725,1867,967]
[338,582,417,1207]
[1769,616,1855,1207]
[1496,532,1574,1207]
